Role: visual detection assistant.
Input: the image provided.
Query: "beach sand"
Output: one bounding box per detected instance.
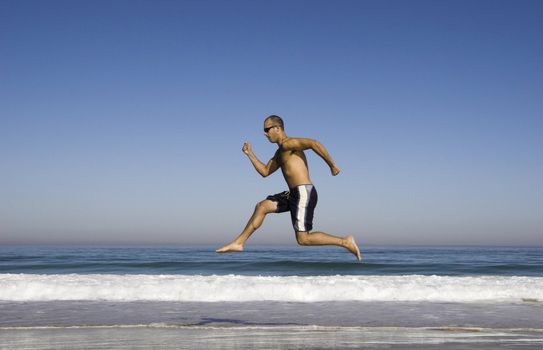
[1,300,542,349]
[2,325,542,349]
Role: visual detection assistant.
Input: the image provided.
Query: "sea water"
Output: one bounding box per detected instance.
[1,245,542,349]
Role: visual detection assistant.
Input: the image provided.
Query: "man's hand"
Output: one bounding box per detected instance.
[242,142,252,155]
[331,165,341,176]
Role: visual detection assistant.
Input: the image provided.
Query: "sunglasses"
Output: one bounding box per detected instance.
[264,125,280,133]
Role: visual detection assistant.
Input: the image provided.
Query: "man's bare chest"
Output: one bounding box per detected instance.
[277,149,307,167]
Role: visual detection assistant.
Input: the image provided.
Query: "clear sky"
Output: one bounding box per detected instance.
[1,0,542,246]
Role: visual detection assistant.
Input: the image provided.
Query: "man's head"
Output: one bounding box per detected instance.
[263,115,285,143]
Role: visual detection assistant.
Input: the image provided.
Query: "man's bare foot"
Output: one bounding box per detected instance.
[344,236,362,261]
[215,242,244,253]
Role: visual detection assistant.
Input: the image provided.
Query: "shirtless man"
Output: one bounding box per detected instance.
[216,115,361,261]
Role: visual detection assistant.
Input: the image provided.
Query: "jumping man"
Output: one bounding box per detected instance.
[216,115,361,261]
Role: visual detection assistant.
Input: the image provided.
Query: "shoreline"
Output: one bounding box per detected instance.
[2,325,542,350]
[2,300,542,328]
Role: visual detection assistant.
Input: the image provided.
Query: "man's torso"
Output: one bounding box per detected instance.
[276,147,312,188]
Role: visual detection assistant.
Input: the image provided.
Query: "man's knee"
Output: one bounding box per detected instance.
[295,231,310,245]
[255,199,276,214]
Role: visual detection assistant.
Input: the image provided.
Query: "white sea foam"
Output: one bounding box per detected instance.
[0,274,541,303]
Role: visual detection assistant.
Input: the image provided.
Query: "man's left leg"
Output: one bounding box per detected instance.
[290,185,361,261]
[295,231,361,261]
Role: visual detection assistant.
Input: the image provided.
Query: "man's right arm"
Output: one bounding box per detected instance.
[243,142,279,177]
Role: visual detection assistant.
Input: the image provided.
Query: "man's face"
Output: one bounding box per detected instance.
[263,121,280,142]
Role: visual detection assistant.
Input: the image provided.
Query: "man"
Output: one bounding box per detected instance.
[216,115,361,261]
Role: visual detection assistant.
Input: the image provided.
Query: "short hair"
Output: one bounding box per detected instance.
[265,115,284,130]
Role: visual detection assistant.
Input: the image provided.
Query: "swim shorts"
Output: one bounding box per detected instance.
[266,184,318,232]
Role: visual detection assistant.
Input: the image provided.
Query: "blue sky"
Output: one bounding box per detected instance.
[1,0,542,246]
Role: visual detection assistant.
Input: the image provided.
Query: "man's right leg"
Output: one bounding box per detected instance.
[216,199,278,253]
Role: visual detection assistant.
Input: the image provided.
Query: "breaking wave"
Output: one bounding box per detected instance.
[1,274,542,303]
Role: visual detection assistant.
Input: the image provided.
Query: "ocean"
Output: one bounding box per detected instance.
[1,245,542,349]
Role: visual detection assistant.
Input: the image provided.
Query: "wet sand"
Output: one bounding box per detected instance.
[1,300,543,349]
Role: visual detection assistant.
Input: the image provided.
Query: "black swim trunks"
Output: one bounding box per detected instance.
[266,184,318,232]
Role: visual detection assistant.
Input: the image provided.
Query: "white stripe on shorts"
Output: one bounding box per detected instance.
[296,185,309,231]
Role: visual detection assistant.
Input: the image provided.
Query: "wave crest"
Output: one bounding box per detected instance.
[1,274,541,303]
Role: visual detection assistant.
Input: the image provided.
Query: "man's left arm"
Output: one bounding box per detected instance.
[282,138,341,176]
